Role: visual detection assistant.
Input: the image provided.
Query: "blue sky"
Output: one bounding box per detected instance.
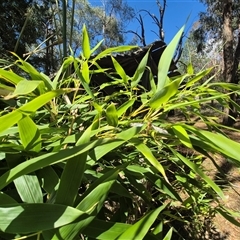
[90,0,206,45]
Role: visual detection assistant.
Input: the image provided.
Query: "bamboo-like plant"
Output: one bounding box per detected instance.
[0,26,240,240]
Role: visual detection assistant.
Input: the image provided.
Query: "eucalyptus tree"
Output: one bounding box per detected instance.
[65,0,135,54]
[0,0,41,59]
[193,0,240,125]
[0,0,135,74]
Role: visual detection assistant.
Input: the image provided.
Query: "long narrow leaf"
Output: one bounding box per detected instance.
[0,68,25,85]
[157,26,184,90]
[50,168,121,239]
[0,203,87,234]
[14,174,43,203]
[172,124,193,149]
[172,148,224,199]
[82,24,91,59]
[92,45,137,61]
[150,77,181,109]
[134,142,168,182]
[55,124,92,206]
[0,139,108,190]
[117,205,166,240]
[131,50,150,88]
[18,116,42,152]
[0,89,66,134]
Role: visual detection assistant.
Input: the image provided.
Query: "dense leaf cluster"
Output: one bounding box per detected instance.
[0,26,240,240]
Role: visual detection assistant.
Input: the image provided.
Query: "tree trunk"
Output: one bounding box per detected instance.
[222,0,235,126]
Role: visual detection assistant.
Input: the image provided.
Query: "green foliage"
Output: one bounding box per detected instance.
[0,26,240,240]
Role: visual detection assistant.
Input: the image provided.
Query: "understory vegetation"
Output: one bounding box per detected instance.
[0,26,240,240]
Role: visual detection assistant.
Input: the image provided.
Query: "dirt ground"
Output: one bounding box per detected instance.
[171,115,240,240]
[201,122,240,240]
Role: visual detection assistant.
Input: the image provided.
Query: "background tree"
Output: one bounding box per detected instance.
[0,0,40,59]
[0,0,135,75]
[193,0,240,125]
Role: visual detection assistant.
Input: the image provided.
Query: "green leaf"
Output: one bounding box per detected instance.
[82,219,131,239]
[92,45,137,61]
[172,149,224,199]
[153,177,182,201]
[216,207,240,227]
[186,68,213,87]
[15,57,53,90]
[0,203,87,233]
[172,125,193,148]
[18,115,42,152]
[55,124,92,206]
[187,63,194,75]
[134,142,168,182]
[0,68,25,85]
[74,59,94,98]
[52,56,74,90]
[90,39,104,55]
[157,25,184,90]
[111,56,127,83]
[131,50,150,88]
[117,205,166,240]
[50,168,120,239]
[0,139,108,190]
[82,60,90,84]
[14,174,43,203]
[150,77,181,109]
[0,89,66,134]
[37,167,59,194]
[0,83,14,96]
[106,103,118,127]
[0,192,18,205]
[184,125,240,163]
[89,127,143,161]
[163,227,173,240]
[82,24,91,59]
[13,80,42,96]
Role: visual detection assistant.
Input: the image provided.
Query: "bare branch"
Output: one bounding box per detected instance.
[138,14,146,46]
[126,14,146,46]
[139,0,166,41]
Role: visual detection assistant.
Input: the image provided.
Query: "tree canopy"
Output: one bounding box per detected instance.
[0,0,135,74]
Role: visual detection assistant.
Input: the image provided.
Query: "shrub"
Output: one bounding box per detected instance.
[0,26,240,240]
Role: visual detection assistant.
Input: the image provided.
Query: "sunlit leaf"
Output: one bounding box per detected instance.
[18,115,42,152]
[163,227,173,240]
[93,45,137,61]
[172,148,224,199]
[117,205,166,240]
[133,142,168,182]
[82,24,91,59]
[90,39,104,55]
[111,56,127,83]
[106,103,118,127]
[50,168,120,239]
[82,60,90,84]
[0,139,108,190]
[131,50,150,88]
[14,174,43,203]
[157,25,184,90]
[0,89,66,134]
[172,125,193,148]
[0,68,25,85]
[0,203,87,233]
[186,68,213,87]
[187,63,194,75]
[150,77,181,109]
